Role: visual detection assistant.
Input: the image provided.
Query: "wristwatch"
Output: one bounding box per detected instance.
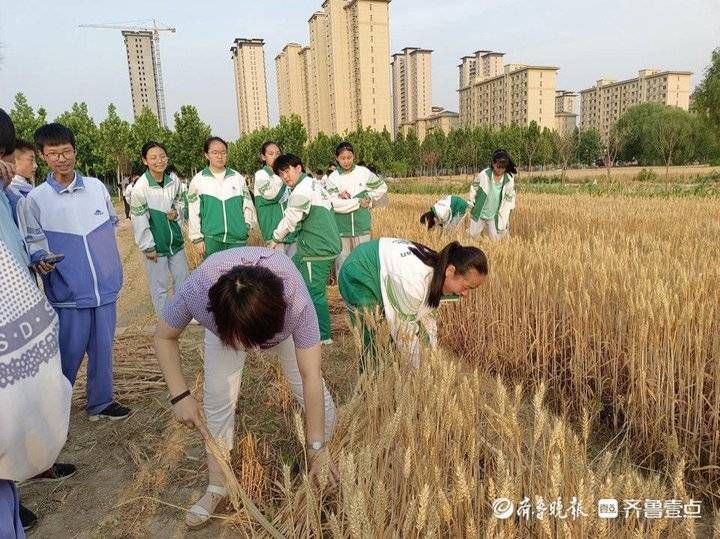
[307,440,325,451]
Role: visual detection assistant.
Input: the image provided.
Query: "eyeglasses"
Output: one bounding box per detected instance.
[44,149,75,161]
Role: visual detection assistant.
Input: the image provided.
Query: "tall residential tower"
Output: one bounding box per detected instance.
[231,38,270,135]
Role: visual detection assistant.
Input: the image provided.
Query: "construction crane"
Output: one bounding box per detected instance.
[80,20,175,128]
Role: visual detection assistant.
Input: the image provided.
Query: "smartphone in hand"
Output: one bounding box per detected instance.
[42,253,65,265]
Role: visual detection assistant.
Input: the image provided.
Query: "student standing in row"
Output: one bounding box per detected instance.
[188,137,257,258]
[326,142,388,271]
[154,247,336,529]
[24,123,129,421]
[339,238,488,370]
[269,154,341,344]
[420,195,472,232]
[467,149,517,240]
[130,141,189,317]
[253,141,295,255]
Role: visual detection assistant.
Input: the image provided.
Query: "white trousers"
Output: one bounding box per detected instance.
[335,234,370,274]
[203,330,337,449]
[143,250,190,317]
[467,219,509,241]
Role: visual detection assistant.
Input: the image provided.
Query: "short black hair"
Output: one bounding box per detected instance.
[335,141,354,157]
[34,123,75,153]
[0,109,17,157]
[273,153,304,176]
[207,265,287,349]
[141,140,167,159]
[204,136,228,153]
[14,139,36,153]
[261,140,280,155]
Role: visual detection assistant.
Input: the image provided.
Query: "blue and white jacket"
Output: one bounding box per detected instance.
[23,172,123,308]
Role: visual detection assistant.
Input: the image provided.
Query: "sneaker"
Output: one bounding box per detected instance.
[89,401,131,422]
[19,503,38,531]
[321,339,334,346]
[21,463,76,485]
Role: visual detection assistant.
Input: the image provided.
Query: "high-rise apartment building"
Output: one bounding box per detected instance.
[308,11,333,137]
[555,90,578,134]
[458,50,558,131]
[391,47,432,134]
[580,69,692,138]
[275,43,308,127]
[276,0,392,137]
[231,38,270,135]
[122,31,163,125]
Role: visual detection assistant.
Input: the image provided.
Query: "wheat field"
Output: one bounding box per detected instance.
[115,191,719,537]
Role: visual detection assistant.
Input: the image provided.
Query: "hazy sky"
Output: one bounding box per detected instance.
[1,0,717,139]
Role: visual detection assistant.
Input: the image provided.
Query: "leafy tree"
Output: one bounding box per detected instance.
[404,130,420,175]
[575,129,603,166]
[419,130,446,175]
[169,105,212,178]
[616,103,696,174]
[275,115,307,156]
[9,93,47,142]
[652,107,694,177]
[97,104,131,185]
[55,102,100,176]
[519,121,542,170]
[692,47,720,129]
[552,128,578,180]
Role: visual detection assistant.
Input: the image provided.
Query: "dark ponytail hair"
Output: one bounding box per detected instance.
[420,211,438,230]
[491,148,517,175]
[409,241,488,308]
[335,141,354,157]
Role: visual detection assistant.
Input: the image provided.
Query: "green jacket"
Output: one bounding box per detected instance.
[326,165,388,237]
[130,171,185,257]
[469,168,516,231]
[187,166,257,249]
[253,165,295,243]
[272,174,341,261]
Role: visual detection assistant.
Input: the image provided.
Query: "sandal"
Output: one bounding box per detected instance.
[185,484,228,529]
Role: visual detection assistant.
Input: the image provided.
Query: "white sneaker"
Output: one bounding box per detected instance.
[321,339,334,345]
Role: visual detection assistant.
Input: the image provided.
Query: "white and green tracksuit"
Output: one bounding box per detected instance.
[339,237,454,369]
[130,171,189,316]
[272,174,341,340]
[468,168,516,240]
[326,165,388,270]
[254,165,296,253]
[188,166,257,257]
[430,195,472,230]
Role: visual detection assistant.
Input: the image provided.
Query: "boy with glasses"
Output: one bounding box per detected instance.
[22,122,130,422]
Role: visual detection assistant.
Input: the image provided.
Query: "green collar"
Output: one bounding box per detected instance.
[144,170,173,187]
[337,164,356,175]
[202,166,235,178]
[262,165,274,177]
